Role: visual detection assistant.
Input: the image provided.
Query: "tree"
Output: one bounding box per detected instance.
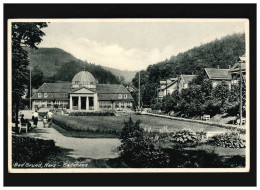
[31,65,44,89]
[212,81,230,109]
[12,22,47,132]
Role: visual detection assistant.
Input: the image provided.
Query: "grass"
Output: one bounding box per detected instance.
[53,114,227,135]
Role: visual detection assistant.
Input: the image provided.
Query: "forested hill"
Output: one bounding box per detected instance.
[132,33,245,106]
[25,47,122,85]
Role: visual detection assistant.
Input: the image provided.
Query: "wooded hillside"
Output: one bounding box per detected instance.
[132,33,245,106]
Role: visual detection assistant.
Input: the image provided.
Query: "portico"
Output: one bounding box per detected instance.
[69,87,98,112]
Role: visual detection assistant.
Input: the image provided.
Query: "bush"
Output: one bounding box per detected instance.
[226,103,239,116]
[119,117,170,167]
[69,111,115,116]
[208,132,246,148]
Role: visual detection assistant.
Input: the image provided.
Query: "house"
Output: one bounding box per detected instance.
[178,75,197,92]
[229,54,246,85]
[158,78,178,99]
[31,71,134,112]
[204,68,232,88]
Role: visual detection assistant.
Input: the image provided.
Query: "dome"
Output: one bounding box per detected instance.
[72,71,96,89]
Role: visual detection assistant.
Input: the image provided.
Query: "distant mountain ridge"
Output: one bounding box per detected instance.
[102,66,137,83]
[25,47,137,83]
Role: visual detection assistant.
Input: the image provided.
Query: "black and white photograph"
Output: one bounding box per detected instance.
[7,18,251,173]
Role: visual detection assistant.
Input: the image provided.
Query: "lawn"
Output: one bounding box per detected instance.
[53,114,228,134]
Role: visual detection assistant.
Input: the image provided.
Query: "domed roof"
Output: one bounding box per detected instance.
[72,71,96,86]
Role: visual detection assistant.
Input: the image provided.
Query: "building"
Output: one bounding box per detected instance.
[177,75,197,92]
[158,78,178,99]
[204,68,232,88]
[31,71,134,112]
[229,54,246,85]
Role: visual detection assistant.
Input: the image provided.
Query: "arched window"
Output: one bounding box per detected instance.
[118,94,122,99]
[44,93,48,98]
[38,93,42,98]
[124,94,127,99]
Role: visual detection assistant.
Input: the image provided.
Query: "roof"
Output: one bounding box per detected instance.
[204,68,231,80]
[239,54,246,62]
[32,83,133,101]
[37,82,72,93]
[181,75,197,83]
[72,71,96,85]
[230,62,246,73]
[96,84,130,94]
[98,93,134,101]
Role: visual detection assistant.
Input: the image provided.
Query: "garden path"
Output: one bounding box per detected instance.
[20,121,121,159]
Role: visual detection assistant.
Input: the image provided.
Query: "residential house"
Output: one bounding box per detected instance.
[229,54,246,85]
[178,75,197,92]
[204,68,232,89]
[158,78,178,99]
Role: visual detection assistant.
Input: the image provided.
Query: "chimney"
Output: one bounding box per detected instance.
[217,65,219,69]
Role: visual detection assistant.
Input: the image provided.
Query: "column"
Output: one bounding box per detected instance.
[86,96,89,111]
[78,95,81,111]
[70,96,72,111]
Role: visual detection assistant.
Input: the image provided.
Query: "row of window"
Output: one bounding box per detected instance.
[38,93,129,99]
[118,94,128,99]
[38,93,48,98]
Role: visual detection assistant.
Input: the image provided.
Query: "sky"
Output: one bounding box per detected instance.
[39,20,246,71]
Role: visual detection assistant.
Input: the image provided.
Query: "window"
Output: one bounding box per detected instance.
[118,94,122,99]
[124,94,127,99]
[44,93,48,98]
[184,83,188,88]
[89,97,94,110]
[38,93,42,98]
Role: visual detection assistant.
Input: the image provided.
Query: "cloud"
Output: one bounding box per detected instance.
[43,37,181,71]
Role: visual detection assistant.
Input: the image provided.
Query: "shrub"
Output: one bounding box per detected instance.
[52,116,120,136]
[208,132,246,148]
[119,117,170,168]
[69,111,115,116]
[12,136,56,164]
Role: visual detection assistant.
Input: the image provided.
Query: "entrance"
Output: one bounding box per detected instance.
[81,97,86,110]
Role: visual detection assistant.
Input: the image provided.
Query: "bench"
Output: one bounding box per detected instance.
[201,114,210,121]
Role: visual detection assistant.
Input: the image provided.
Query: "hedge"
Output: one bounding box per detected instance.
[69,111,115,116]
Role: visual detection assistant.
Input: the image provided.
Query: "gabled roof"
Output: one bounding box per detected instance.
[98,93,134,101]
[204,68,231,80]
[37,82,72,93]
[181,75,197,83]
[229,62,246,72]
[96,84,130,94]
[70,86,96,93]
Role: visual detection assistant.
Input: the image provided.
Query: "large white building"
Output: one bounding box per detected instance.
[31,71,134,112]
